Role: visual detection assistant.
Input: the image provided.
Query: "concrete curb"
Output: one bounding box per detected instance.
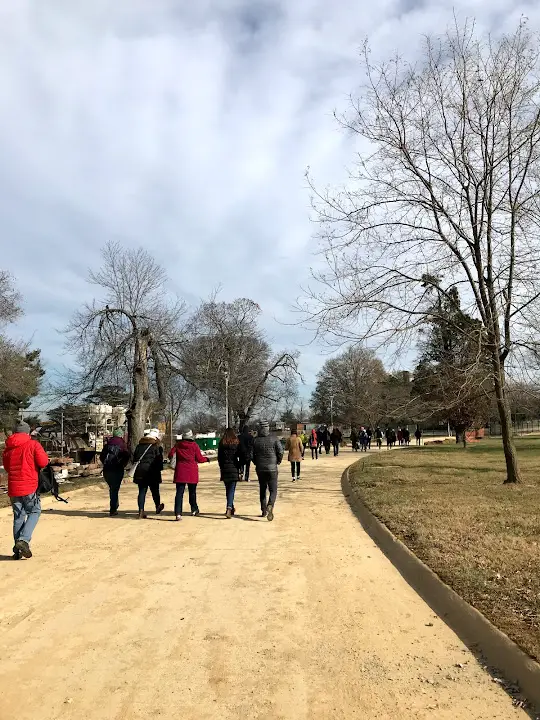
[342,465,540,712]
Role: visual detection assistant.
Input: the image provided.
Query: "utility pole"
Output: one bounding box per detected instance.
[60,408,64,458]
[224,366,229,428]
[330,396,334,428]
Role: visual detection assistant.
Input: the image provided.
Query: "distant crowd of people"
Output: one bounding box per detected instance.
[2,418,424,559]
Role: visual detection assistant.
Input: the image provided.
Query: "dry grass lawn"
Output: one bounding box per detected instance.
[349,438,540,662]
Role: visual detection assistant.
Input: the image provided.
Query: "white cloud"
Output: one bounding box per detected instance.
[1,0,539,394]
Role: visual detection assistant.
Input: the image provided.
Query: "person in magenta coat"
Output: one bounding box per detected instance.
[168,430,209,521]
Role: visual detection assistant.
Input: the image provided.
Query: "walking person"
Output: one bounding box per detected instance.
[218,428,240,518]
[238,425,254,482]
[415,426,422,446]
[403,427,411,445]
[366,426,373,449]
[397,428,403,446]
[359,427,369,452]
[350,428,358,452]
[309,428,319,459]
[300,431,308,458]
[132,428,165,519]
[168,430,209,521]
[100,428,130,516]
[3,421,49,560]
[253,421,283,521]
[330,427,342,456]
[375,426,383,449]
[286,428,303,481]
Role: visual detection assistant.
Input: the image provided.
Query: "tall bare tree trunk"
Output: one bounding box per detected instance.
[493,364,521,484]
[126,329,151,453]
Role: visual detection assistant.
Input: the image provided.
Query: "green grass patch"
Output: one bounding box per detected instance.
[349,437,540,662]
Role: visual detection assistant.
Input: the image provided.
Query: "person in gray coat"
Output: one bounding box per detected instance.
[252,421,283,521]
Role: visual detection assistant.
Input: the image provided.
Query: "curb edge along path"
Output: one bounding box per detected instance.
[0,451,530,720]
[343,463,540,715]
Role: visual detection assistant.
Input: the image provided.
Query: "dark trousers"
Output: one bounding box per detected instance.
[258,470,278,511]
[104,468,124,512]
[225,481,237,509]
[290,461,300,478]
[175,483,198,515]
[240,459,251,481]
[333,443,339,456]
[137,483,161,512]
[311,446,318,459]
[324,443,331,455]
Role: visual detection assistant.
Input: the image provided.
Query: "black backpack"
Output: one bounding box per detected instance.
[38,464,68,503]
[102,443,123,470]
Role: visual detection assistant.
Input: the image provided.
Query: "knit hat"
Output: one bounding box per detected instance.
[146,428,160,440]
[13,421,30,434]
[113,428,124,437]
[183,429,194,440]
[259,421,270,431]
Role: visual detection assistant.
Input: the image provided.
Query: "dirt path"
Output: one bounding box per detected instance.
[0,450,526,720]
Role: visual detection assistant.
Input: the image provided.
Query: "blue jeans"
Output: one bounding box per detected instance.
[174,483,198,515]
[103,468,124,513]
[225,481,237,509]
[11,493,41,546]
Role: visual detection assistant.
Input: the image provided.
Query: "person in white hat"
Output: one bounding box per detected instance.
[131,429,165,518]
[168,429,209,520]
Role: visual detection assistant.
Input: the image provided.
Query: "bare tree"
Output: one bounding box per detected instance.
[0,270,22,326]
[302,20,540,482]
[181,297,299,429]
[65,242,186,451]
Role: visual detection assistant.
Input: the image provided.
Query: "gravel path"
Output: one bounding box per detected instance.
[0,450,526,719]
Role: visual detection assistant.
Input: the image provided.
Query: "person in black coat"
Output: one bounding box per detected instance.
[132,429,165,519]
[218,428,241,518]
[238,425,254,482]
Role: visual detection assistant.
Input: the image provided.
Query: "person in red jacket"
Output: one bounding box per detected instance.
[3,422,49,559]
[168,430,209,521]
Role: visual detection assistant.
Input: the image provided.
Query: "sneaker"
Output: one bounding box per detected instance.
[138,511,148,519]
[12,549,21,560]
[192,508,200,517]
[156,503,165,515]
[110,509,119,517]
[231,505,236,516]
[226,507,232,519]
[175,515,182,521]
[292,477,296,482]
[14,539,32,558]
[261,510,267,518]
[267,505,274,522]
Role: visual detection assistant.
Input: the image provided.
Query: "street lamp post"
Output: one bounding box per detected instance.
[330,396,334,428]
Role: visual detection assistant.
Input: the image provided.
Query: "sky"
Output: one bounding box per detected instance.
[1,0,539,404]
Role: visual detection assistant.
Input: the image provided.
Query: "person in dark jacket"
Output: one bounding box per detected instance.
[100,428,130,516]
[168,429,209,520]
[350,428,358,452]
[132,429,165,519]
[330,427,342,456]
[218,428,240,518]
[252,421,283,521]
[238,425,254,482]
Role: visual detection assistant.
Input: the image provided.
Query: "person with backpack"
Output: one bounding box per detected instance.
[2,421,49,560]
[238,425,254,482]
[99,428,130,516]
[218,428,240,518]
[375,426,383,449]
[252,421,283,521]
[168,430,209,520]
[132,428,165,519]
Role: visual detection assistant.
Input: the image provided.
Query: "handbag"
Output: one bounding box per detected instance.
[127,443,153,479]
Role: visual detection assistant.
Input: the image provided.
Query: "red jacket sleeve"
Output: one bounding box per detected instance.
[194,444,209,464]
[167,447,175,460]
[33,441,49,469]
[2,449,11,472]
